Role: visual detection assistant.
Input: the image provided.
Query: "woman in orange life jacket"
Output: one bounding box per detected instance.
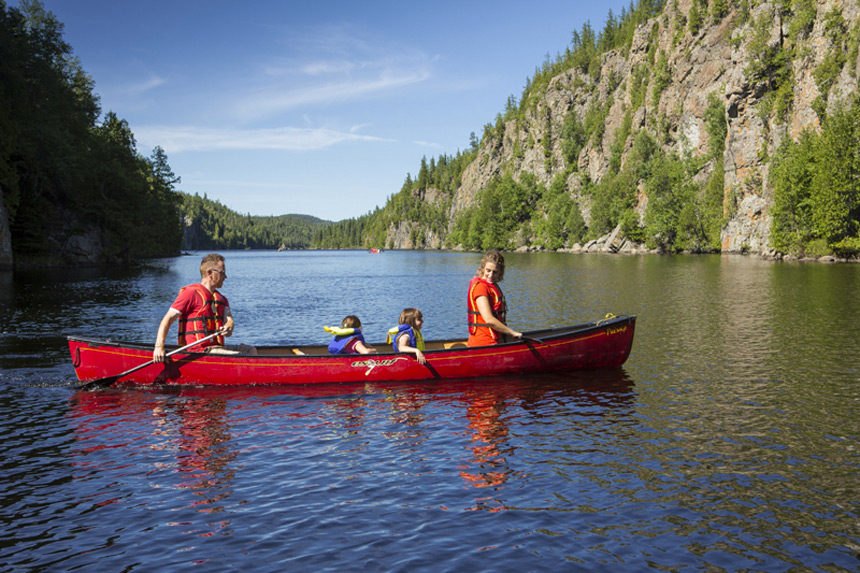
[467,249,522,347]
[153,253,256,362]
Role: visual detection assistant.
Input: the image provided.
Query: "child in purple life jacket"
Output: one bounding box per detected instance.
[326,315,377,355]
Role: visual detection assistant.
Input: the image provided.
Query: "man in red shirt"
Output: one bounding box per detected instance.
[153,253,255,362]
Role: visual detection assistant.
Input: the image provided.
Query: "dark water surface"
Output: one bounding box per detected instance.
[1,250,859,571]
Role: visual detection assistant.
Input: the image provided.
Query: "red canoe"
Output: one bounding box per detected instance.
[68,314,636,387]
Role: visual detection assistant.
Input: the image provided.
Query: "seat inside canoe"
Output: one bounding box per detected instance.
[254,339,469,356]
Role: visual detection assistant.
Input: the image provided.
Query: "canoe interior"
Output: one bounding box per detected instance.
[74,319,619,358]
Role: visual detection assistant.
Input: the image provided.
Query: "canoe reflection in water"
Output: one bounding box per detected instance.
[454,369,636,511]
[70,391,239,529]
[460,391,512,510]
[67,369,635,529]
[151,398,237,511]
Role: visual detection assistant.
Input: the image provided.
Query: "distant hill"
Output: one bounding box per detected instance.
[179,192,332,250]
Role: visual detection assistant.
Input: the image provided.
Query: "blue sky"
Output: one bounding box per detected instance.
[31,0,630,221]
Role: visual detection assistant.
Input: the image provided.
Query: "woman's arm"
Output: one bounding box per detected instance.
[476,296,522,339]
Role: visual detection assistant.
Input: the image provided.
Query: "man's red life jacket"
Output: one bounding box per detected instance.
[176,284,227,347]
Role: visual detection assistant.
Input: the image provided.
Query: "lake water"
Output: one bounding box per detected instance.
[1,250,859,571]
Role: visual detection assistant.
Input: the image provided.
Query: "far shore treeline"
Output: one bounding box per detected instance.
[4,0,860,268]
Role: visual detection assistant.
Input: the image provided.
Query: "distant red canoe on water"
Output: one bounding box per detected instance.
[368,248,382,253]
[68,314,636,388]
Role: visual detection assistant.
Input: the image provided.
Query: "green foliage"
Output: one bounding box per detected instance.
[710,0,729,22]
[642,153,690,249]
[771,95,860,257]
[180,193,329,250]
[703,91,727,159]
[542,113,554,172]
[451,171,590,251]
[701,166,726,250]
[651,51,671,107]
[561,111,586,168]
[770,130,819,254]
[609,110,633,174]
[688,1,702,36]
[641,150,721,253]
[530,173,588,249]
[671,0,687,45]
[848,21,860,78]
[583,94,614,147]
[749,28,794,123]
[629,63,650,112]
[588,170,638,237]
[812,8,849,117]
[786,0,817,42]
[830,236,860,258]
[810,99,860,244]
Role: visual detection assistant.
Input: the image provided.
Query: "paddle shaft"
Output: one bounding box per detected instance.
[77,331,221,390]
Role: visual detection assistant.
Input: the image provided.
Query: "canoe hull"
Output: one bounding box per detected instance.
[69,315,636,387]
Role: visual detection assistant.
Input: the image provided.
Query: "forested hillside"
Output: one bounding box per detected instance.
[179,193,330,250]
[311,150,476,248]
[317,0,860,259]
[0,0,182,267]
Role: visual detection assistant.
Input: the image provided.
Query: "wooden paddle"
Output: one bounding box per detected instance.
[77,332,220,391]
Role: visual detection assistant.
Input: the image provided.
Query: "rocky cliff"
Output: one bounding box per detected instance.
[388,0,860,254]
[0,184,12,270]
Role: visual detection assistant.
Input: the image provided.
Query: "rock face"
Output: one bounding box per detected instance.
[0,184,12,270]
[389,0,860,253]
[181,215,200,251]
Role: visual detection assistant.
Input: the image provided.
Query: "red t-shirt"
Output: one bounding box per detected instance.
[171,284,229,347]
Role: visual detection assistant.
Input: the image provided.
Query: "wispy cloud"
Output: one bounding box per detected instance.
[235,25,434,120]
[237,69,430,119]
[135,125,391,153]
[120,75,166,95]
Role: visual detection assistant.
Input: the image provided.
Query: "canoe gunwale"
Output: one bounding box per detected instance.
[66,315,634,358]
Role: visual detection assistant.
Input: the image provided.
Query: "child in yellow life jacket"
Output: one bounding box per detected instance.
[325,315,377,355]
[387,308,426,365]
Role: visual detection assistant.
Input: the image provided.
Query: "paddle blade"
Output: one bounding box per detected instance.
[76,374,123,391]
